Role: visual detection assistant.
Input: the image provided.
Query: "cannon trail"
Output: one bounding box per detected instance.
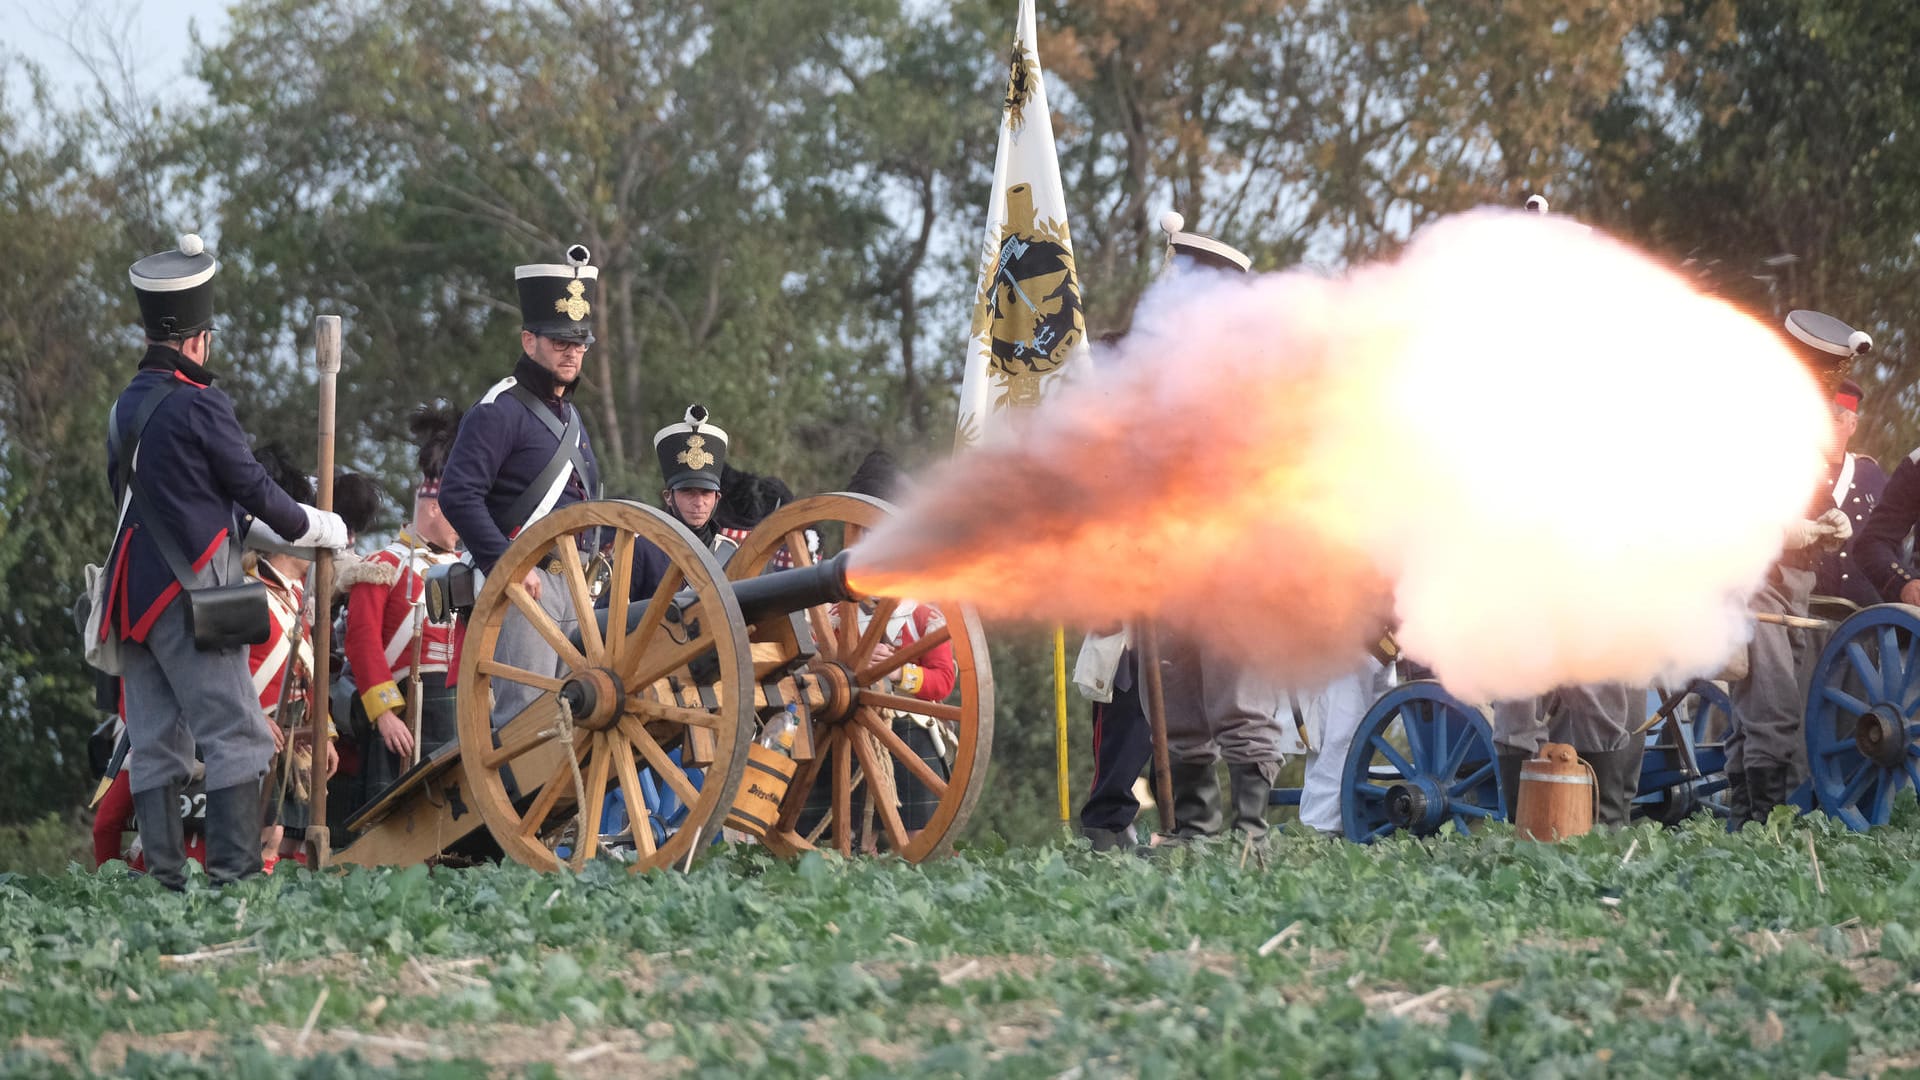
[848,210,1833,699]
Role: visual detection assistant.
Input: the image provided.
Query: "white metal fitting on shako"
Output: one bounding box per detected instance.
[129,233,218,339]
[653,403,729,492]
[515,244,598,343]
[1159,210,1252,278]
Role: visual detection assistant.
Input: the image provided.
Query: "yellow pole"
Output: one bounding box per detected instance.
[1054,624,1071,823]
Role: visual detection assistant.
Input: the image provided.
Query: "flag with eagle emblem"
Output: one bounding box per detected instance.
[953,0,1089,450]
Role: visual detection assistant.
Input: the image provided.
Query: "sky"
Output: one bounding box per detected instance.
[0,0,230,107]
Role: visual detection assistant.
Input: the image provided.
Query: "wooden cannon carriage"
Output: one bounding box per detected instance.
[327,493,993,872]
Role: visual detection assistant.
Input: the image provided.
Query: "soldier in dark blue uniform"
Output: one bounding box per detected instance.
[1726,310,1870,825]
[1851,408,1920,608]
[437,250,675,730]
[439,246,618,731]
[102,235,350,888]
[1813,379,1886,608]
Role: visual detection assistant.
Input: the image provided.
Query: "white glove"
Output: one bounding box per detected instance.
[290,504,351,550]
[1783,519,1824,551]
[243,517,308,556]
[1817,507,1853,544]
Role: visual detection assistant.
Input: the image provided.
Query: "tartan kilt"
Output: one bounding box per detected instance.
[796,714,952,847]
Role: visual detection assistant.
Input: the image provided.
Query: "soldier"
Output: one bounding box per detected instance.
[102,234,349,889]
[1724,310,1867,825]
[1075,632,1152,851]
[715,462,797,561]
[439,245,605,730]
[346,402,464,795]
[653,404,739,563]
[1811,379,1886,608]
[1151,212,1289,842]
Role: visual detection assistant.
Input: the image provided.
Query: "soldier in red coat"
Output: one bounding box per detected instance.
[346,403,464,796]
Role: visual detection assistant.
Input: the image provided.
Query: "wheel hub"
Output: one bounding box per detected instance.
[1384,776,1449,834]
[1855,706,1908,767]
[558,668,627,731]
[806,660,862,724]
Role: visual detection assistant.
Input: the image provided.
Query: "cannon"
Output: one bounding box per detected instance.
[331,494,993,871]
[1795,601,1920,830]
[1274,591,1920,842]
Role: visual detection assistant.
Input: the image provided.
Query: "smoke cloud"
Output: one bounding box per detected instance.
[851,210,1831,699]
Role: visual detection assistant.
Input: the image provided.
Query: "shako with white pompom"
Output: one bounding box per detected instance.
[128,233,219,341]
[1158,209,1252,277]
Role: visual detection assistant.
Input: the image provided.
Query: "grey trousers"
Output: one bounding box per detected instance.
[490,566,579,731]
[120,601,275,795]
[1158,633,1287,765]
[1727,566,1815,777]
[1492,682,1646,755]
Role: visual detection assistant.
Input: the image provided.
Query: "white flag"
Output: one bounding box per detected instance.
[954,0,1089,450]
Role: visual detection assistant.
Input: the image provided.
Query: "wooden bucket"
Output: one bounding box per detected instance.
[1514,742,1593,842]
[724,744,797,838]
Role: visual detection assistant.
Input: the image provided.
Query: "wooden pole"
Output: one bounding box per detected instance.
[1053,625,1070,823]
[305,314,342,867]
[1137,620,1175,836]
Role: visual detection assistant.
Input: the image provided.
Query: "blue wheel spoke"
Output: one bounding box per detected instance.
[1400,707,1428,770]
[1452,813,1471,834]
[1870,771,1897,823]
[1820,737,1858,759]
[1448,801,1492,819]
[1430,713,1451,777]
[1881,627,1906,693]
[1358,783,1391,802]
[1838,760,1877,808]
[1449,761,1495,797]
[1909,742,1920,760]
[1364,822,1393,841]
[1438,720,1475,781]
[1824,687,1872,717]
[1846,640,1885,701]
[1904,761,1920,793]
[1369,736,1417,779]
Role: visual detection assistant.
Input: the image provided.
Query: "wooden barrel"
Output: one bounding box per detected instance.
[724,744,798,838]
[1514,742,1593,841]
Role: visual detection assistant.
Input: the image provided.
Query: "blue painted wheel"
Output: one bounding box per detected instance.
[1633,680,1732,824]
[1339,681,1504,842]
[1804,604,1920,831]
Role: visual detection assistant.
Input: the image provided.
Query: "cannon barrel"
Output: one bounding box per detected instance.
[575,551,859,649]
[728,550,858,624]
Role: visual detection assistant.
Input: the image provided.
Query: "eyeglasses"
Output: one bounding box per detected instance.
[544,338,589,354]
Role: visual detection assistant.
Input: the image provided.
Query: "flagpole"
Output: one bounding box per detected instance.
[1053,624,1070,823]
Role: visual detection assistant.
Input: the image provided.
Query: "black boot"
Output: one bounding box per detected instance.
[1746,765,1790,826]
[203,778,266,886]
[1169,760,1223,841]
[1082,825,1135,853]
[1496,752,1528,821]
[1583,745,1646,828]
[132,781,188,891]
[1227,762,1279,840]
[1725,771,1752,829]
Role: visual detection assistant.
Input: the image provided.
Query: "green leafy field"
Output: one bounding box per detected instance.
[7,810,1920,1078]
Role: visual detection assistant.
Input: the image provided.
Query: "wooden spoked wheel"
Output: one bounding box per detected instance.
[456,500,754,871]
[729,493,994,862]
